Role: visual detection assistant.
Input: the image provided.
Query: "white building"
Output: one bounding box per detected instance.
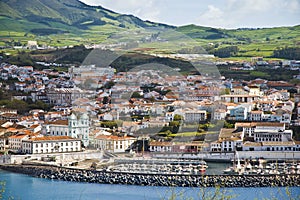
[68,112,90,147]
[217,128,243,152]
[44,113,90,147]
[254,127,292,142]
[248,110,264,121]
[43,120,69,136]
[149,141,173,152]
[8,133,29,152]
[235,122,285,138]
[22,136,81,154]
[94,135,136,153]
[184,110,207,123]
[220,94,260,103]
[213,109,227,120]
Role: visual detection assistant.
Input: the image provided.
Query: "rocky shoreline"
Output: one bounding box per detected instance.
[1,164,300,187]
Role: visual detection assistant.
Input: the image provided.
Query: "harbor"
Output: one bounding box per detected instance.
[107,159,208,175]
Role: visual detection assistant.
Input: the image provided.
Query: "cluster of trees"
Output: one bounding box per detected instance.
[217,66,298,81]
[210,46,239,58]
[100,121,118,129]
[0,99,51,114]
[273,46,300,60]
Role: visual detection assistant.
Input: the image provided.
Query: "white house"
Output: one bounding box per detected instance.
[217,128,243,152]
[22,136,81,154]
[213,109,227,120]
[184,110,207,123]
[94,135,136,153]
[43,120,69,136]
[248,110,264,121]
[253,127,292,142]
[149,141,173,152]
[235,122,285,138]
[220,94,260,103]
[8,133,29,152]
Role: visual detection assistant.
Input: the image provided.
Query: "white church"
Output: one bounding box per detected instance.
[42,112,90,147]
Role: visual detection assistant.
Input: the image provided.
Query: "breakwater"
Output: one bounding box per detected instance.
[1,164,299,187]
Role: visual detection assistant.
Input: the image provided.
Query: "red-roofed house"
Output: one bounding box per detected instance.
[8,133,29,152]
[22,136,81,154]
[94,135,135,153]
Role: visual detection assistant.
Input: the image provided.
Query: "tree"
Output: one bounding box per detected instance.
[102,96,110,104]
[173,114,183,121]
[224,121,234,128]
[100,121,118,129]
[131,92,142,98]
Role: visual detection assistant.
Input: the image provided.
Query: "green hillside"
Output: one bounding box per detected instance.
[0,0,299,60]
[176,25,300,59]
[0,0,173,47]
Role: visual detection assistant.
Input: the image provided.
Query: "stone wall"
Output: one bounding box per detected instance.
[1,164,299,188]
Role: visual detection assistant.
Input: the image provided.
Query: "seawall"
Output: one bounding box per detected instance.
[0,164,299,187]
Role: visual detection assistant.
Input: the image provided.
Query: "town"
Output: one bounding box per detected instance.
[0,55,300,175]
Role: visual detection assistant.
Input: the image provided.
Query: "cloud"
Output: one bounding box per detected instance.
[82,0,161,22]
[197,4,235,28]
[197,0,300,28]
[82,0,300,28]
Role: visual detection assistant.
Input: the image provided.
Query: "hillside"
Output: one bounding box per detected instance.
[176,24,300,59]
[0,0,299,60]
[0,0,173,47]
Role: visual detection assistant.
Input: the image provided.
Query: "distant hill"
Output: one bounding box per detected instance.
[0,0,173,35]
[176,24,300,42]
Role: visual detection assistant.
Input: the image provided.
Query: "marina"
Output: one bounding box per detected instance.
[223,154,300,175]
[107,159,208,175]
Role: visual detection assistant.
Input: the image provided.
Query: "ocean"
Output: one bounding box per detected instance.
[1,170,299,200]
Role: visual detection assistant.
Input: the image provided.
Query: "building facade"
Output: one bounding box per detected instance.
[22,136,81,154]
[94,135,136,153]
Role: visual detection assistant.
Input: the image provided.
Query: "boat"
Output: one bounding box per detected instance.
[223,151,242,175]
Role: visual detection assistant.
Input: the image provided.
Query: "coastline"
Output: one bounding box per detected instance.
[0,164,299,187]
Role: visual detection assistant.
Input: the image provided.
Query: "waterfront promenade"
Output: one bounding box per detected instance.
[1,164,299,188]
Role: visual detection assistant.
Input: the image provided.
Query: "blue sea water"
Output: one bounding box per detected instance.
[0,170,299,200]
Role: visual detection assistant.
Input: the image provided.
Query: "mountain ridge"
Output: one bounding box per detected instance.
[0,0,174,35]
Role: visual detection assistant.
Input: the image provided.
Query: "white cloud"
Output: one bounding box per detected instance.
[197,5,235,28]
[82,0,300,28]
[82,0,161,22]
[196,0,300,28]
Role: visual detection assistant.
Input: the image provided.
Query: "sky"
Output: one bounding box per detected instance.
[80,0,300,29]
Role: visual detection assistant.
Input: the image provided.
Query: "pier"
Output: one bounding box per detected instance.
[0,164,299,187]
